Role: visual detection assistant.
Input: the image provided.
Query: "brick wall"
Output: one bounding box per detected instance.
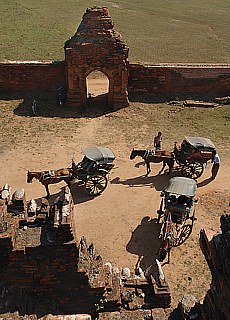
[128,64,230,98]
[199,214,230,319]
[0,61,66,92]
[0,61,230,99]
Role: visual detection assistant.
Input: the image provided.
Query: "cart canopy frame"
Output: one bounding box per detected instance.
[82,147,115,164]
[184,136,216,151]
[164,177,197,197]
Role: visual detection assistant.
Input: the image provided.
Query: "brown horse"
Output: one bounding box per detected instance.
[130,149,174,177]
[27,168,73,198]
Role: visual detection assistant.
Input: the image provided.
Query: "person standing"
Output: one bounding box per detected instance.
[154,132,162,150]
[32,98,39,116]
[211,150,220,179]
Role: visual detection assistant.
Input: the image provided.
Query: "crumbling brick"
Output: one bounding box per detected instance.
[65,6,129,110]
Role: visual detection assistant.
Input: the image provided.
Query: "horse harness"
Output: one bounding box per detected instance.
[143,150,156,160]
[39,170,56,181]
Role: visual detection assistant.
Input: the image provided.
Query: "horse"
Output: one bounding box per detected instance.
[27,168,73,198]
[130,149,174,177]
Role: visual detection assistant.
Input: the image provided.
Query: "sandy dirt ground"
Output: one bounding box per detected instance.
[1,79,230,315]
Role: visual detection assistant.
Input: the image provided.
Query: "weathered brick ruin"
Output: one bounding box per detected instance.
[0,185,171,319]
[0,61,65,92]
[198,214,230,320]
[0,5,230,319]
[171,215,230,320]
[128,64,230,99]
[0,7,229,105]
[65,6,129,109]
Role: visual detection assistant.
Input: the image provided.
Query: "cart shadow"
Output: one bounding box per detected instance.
[110,175,167,191]
[40,183,96,205]
[69,182,96,204]
[126,216,162,271]
[111,167,184,191]
[34,186,76,206]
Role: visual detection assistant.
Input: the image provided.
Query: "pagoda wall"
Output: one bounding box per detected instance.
[0,61,66,92]
[128,64,230,98]
[0,61,230,99]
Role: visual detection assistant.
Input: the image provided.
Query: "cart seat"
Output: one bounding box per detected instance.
[166,200,192,214]
[81,159,96,173]
[177,195,191,206]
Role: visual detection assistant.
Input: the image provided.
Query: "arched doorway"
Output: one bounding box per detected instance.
[65,6,129,110]
[86,70,109,107]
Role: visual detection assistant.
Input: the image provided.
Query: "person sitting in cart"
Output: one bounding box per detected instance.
[211,149,220,179]
[178,195,191,206]
[180,140,193,159]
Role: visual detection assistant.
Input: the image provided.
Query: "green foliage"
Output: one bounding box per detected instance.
[1,0,230,63]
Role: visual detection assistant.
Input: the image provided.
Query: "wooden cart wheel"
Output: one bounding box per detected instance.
[84,173,108,196]
[182,161,204,179]
[173,225,192,247]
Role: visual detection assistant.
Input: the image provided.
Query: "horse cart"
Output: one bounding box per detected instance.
[27,147,115,198]
[71,147,115,196]
[173,136,216,179]
[157,177,198,263]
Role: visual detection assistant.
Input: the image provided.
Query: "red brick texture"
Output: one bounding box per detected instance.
[0,61,66,92]
[64,6,129,110]
[1,62,230,101]
[199,214,230,319]
[128,64,230,98]
[0,6,229,105]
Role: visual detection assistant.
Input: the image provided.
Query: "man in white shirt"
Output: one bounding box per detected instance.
[211,150,220,179]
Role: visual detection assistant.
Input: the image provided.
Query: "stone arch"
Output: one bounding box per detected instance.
[65,6,129,110]
[86,70,109,106]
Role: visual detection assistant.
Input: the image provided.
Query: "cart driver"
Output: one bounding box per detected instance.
[154,132,162,150]
[180,140,193,159]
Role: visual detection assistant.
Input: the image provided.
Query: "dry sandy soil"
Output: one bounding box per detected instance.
[1,78,230,316]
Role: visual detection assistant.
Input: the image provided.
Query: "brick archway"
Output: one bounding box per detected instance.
[86,70,109,105]
[65,6,129,110]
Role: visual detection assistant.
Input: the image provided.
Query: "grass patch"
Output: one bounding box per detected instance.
[101,102,230,159]
[0,0,230,63]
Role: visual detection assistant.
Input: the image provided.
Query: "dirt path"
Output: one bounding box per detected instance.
[1,89,229,314]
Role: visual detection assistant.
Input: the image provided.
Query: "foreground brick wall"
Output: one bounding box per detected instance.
[0,187,171,319]
[0,61,230,99]
[0,61,66,92]
[199,214,230,319]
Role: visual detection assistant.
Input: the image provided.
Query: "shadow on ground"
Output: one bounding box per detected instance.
[1,91,115,119]
[69,182,101,204]
[128,92,216,104]
[35,183,96,206]
[111,166,186,192]
[126,216,162,271]
[197,177,213,187]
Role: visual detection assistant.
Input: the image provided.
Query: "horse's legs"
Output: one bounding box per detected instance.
[145,161,151,177]
[168,165,172,175]
[168,159,174,175]
[159,161,166,174]
[45,185,50,198]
